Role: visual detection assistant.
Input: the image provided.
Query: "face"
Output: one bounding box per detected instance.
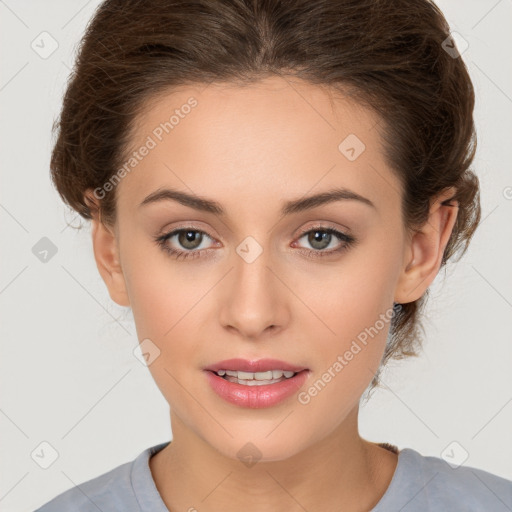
[88,76,455,462]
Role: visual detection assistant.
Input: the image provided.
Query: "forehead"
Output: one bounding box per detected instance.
[116,76,399,217]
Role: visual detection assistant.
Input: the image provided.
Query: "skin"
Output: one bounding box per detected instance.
[85,76,458,512]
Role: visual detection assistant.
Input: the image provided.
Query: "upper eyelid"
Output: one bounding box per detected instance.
[162,223,347,235]
[161,224,349,246]
[161,227,216,245]
[158,222,215,240]
[296,223,349,236]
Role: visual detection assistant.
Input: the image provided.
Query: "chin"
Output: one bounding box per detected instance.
[208,431,311,465]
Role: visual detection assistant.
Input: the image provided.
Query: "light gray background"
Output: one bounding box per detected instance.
[1,1,511,511]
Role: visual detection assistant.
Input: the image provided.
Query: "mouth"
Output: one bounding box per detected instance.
[204,367,311,408]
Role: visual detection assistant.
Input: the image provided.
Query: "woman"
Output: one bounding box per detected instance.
[35,0,512,510]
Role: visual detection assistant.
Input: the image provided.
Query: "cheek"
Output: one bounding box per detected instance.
[120,241,215,397]
[119,230,197,338]
[121,252,205,404]
[293,287,393,431]
[294,240,400,390]
[296,245,398,340]
[298,281,391,391]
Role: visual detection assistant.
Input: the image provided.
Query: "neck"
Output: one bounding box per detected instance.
[150,406,398,512]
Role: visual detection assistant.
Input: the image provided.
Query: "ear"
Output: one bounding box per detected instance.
[84,189,130,307]
[394,187,459,304]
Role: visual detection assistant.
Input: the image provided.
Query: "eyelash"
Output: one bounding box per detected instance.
[154,225,356,261]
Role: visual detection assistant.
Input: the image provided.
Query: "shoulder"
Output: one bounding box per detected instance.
[33,457,137,511]
[33,442,169,512]
[376,447,512,511]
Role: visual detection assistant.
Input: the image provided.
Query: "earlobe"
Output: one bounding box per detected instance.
[85,190,130,307]
[394,187,459,304]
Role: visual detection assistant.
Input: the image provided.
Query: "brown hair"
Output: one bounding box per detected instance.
[50,0,480,394]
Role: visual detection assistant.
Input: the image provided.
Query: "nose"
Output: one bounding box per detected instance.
[218,247,290,340]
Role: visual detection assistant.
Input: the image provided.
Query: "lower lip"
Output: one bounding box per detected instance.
[204,370,310,409]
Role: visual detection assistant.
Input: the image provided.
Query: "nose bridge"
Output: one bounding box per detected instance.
[233,235,277,307]
[235,239,273,294]
[219,235,288,337]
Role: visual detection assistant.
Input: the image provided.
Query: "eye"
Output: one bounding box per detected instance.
[154,227,216,260]
[293,226,356,257]
[154,224,357,261]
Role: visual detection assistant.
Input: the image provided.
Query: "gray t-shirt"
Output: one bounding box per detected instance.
[34,441,512,511]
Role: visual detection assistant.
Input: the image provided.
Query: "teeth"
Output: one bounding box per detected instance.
[228,377,283,386]
[216,369,297,380]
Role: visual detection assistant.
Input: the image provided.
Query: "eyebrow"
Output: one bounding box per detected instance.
[139,186,376,215]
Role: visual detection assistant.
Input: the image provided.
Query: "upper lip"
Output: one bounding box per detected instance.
[203,358,307,373]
